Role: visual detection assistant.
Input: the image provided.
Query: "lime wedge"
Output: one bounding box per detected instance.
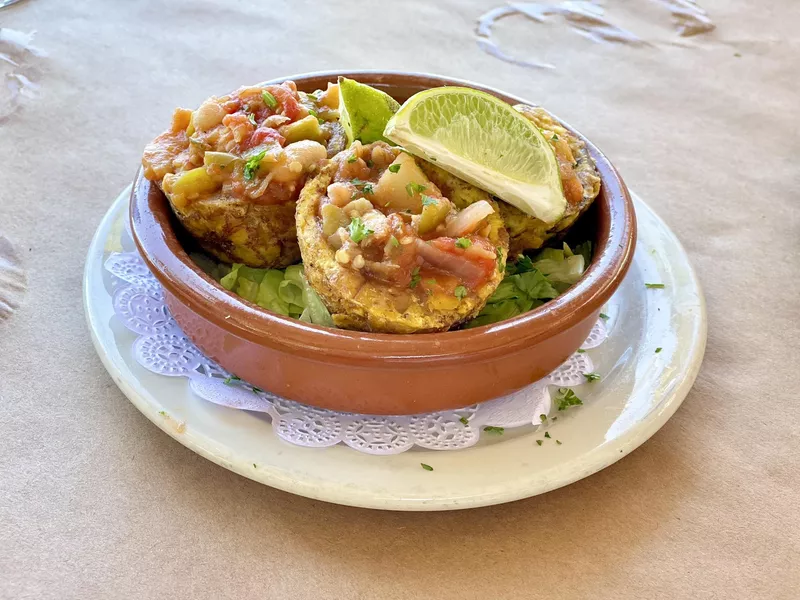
[384,87,566,224]
[338,76,401,145]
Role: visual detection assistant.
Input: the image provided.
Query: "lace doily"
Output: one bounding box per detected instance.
[105,251,608,455]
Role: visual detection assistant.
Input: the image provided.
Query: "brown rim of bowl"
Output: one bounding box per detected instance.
[131,70,636,364]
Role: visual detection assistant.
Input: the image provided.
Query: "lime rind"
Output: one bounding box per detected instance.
[338,76,401,146]
[384,87,566,224]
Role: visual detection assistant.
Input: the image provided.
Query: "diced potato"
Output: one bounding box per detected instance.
[279,115,324,144]
[171,108,193,132]
[319,83,339,109]
[372,153,434,212]
[418,197,451,235]
[192,101,226,132]
[321,204,348,236]
[167,166,220,200]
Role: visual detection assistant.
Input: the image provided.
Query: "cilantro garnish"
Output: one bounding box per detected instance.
[243,150,267,181]
[483,426,504,435]
[409,267,421,289]
[421,463,434,471]
[459,416,469,426]
[599,312,609,320]
[645,283,665,289]
[554,388,583,411]
[455,237,472,249]
[576,348,586,353]
[552,133,560,141]
[388,164,401,173]
[539,414,547,423]
[348,217,373,243]
[223,374,242,386]
[544,432,551,439]
[361,183,374,195]
[556,440,562,445]
[421,194,438,207]
[536,440,543,446]
[583,372,601,382]
[261,90,278,109]
[405,182,426,197]
[655,347,663,353]
[454,285,467,300]
[347,154,357,164]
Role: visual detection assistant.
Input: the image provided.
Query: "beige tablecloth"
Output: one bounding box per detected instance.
[1,1,798,598]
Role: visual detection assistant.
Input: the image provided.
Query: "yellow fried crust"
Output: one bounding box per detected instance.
[296,162,509,334]
[168,194,301,268]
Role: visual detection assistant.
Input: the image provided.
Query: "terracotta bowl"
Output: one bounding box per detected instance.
[130,71,636,415]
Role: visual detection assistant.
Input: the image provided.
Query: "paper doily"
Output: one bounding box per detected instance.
[105,251,608,455]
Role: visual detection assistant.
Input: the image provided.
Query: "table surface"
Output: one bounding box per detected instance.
[1,1,798,598]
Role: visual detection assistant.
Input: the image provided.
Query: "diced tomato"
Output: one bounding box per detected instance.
[268,84,306,121]
[425,237,496,289]
[248,127,285,149]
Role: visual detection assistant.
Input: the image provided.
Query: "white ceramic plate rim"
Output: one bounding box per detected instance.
[84,188,706,511]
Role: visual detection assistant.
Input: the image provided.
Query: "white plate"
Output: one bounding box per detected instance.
[84,188,706,511]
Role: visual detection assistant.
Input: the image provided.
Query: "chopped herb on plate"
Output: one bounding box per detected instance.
[555,387,583,411]
[583,372,601,382]
[421,463,434,471]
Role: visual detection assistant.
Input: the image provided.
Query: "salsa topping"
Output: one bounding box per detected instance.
[143,81,344,209]
[319,141,500,301]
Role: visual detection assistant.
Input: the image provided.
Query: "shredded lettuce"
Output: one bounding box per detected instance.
[465,241,592,328]
[192,254,334,328]
[193,239,591,332]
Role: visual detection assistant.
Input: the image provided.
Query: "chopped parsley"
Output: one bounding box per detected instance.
[361,183,374,195]
[421,463,434,471]
[583,372,601,382]
[483,426,504,435]
[552,133,560,141]
[544,432,551,438]
[388,163,401,173]
[459,416,469,426]
[223,374,242,386]
[405,182,427,196]
[539,414,548,423]
[454,285,467,300]
[455,237,472,249]
[554,387,583,411]
[409,267,421,289]
[243,150,267,181]
[389,236,400,248]
[645,283,665,289]
[158,410,167,416]
[655,347,663,353]
[536,440,543,446]
[556,440,562,445]
[366,159,374,168]
[576,348,586,353]
[253,463,257,468]
[261,90,278,109]
[599,312,609,320]
[247,113,257,126]
[421,194,438,207]
[347,154,358,164]
[348,217,373,243]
